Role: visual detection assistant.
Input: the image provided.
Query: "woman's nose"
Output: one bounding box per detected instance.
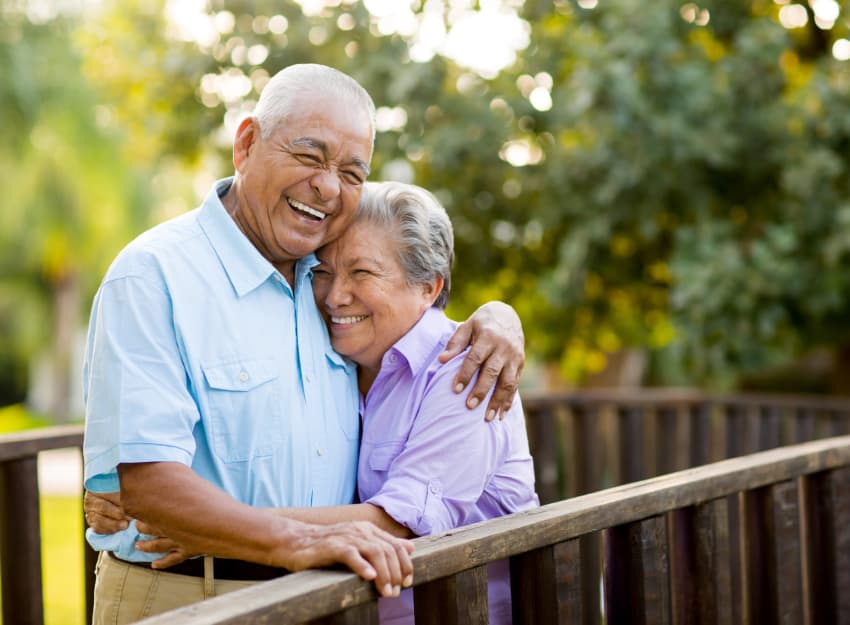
[325,277,352,307]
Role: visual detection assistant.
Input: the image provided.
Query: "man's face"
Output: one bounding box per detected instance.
[233,93,373,268]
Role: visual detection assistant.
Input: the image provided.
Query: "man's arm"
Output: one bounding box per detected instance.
[440,301,525,421]
[117,462,413,597]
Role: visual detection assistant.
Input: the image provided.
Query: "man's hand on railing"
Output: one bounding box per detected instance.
[277,519,414,597]
[84,490,129,533]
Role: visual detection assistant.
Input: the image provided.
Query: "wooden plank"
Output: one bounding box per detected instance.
[0,425,83,461]
[742,480,804,625]
[526,405,560,505]
[669,499,732,625]
[570,404,599,495]
[510,540,581,625]
[759,406,782,451]
[689,402,712,467]
[616,405,644,484]
[794,407,816,444]
[414,566,489,625]
[724,404,746,460]
[579,533,601,625]
[802,467,850,625]
[0,456,44,625]
[603,515,670,625]
[309,601,378,625]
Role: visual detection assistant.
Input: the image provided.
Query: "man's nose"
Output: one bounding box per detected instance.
[311,168,341,201]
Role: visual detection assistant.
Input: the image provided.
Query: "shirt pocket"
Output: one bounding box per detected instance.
[368,442,404,473]
[202,358,281,463]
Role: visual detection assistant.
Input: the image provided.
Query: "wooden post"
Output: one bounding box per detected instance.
[414,566,489,625]
[0,456,44,625]
[617,405,644,484]
[511,540,582,625]
[802,467,850,625]
[526,404,560,505]
[603,515,670,625]
[670,499,732,625]
[742,480,804,625]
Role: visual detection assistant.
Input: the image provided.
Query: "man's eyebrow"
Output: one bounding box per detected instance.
[291,137,370,177]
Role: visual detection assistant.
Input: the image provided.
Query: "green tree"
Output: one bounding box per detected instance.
[68,0,850,391]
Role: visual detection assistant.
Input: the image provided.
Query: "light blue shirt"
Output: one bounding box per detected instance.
[83,178,360,561]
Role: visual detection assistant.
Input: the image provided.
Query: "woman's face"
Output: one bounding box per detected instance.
[312,221,441,373]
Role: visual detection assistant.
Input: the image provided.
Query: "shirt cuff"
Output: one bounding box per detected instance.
[366,478,449,537]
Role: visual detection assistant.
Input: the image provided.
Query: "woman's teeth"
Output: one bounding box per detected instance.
[332,315,368,324]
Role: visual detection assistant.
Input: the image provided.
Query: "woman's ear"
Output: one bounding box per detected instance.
[232,117,259,172]
[422,276,445,307]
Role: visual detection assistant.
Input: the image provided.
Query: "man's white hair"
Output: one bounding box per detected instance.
[252,64,376,144]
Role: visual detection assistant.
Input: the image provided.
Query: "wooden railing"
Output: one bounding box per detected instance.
[137,435,850,624]
[1,390,848,624]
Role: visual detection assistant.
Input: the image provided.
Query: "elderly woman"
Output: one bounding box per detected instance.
[88,181,538,623]
[279,180,539,623]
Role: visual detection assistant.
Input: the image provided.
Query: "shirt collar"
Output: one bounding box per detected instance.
[199,177,315,298]
[385,307,450,376]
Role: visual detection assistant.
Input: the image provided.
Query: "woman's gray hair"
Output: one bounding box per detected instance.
[356,181,454,309]
[252,64,376,144]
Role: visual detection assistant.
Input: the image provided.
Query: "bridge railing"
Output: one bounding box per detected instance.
[2,389,849,624]
[138,435,850,625]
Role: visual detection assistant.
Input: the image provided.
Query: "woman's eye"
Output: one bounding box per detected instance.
[312,269,331,278]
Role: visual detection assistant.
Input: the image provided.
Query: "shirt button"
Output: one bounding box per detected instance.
[305,374,312,384]
[239,371,249,382]
[389,354,397,363]
[316,448,325,456]
[429,483,439,494]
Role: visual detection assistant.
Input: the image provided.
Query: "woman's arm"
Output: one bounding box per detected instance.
[274,503,413,538]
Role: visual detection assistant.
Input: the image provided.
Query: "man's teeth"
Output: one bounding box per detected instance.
[332,315,368,324]
[289,198,326,220]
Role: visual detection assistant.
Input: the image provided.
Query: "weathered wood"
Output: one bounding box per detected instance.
[794,407,816,444]
[579,533,601,625]
[616,405,644,484]
[570,404,599,495]
[689,402,713,467]
[0,425,83,461]
[525,405,560,504]
[742,480,803,625]
[802,467,850,625]
[669,499,731,625]
[414,566,488,625]
[759,405,782,451]
[510,540,581,625]
[0,456,44,625]
[309,601,378,625]
[603,515,670,625]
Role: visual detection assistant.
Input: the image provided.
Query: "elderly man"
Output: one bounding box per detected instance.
[83,64,525,623]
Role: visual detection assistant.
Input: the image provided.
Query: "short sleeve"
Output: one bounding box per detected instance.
[83,271,199,491]
[364,365,508,536]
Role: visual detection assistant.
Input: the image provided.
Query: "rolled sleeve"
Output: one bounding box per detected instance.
[83,270,200,491]
[363,370,506,536]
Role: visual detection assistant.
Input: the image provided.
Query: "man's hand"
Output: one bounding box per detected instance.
[84,490,129,533]
[275,519,414,597]
[439,301,525,421]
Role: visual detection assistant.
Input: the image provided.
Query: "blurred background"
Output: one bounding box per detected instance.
[2,0,850,430]
[2,2,850,623]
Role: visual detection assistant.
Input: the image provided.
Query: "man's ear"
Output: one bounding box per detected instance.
[233,117,260,173]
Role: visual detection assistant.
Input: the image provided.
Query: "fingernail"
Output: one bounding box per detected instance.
[486,409,496,421]
[454,383,464,393]
[394,585,401,596]
[383,584,393,596]
[403,574,413,587]
[467,397,479,408]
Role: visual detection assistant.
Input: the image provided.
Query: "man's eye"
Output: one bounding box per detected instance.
[312,269,331,278]
[342,171,364,185]
[296,153,322,165]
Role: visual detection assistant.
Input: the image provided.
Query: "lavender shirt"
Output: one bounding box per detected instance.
[357,307,539,625]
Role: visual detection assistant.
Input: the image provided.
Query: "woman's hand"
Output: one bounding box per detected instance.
[135,520,197,569]
[84,490,129,533]
[439,301,525,421]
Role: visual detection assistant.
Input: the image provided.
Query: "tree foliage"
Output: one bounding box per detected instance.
[4,0,850,402]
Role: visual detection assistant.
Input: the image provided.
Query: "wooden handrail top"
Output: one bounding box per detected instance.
[0,424,83,462]
[137,435,850,625]
[522,388,850,411]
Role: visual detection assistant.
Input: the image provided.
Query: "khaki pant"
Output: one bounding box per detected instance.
[92,551,257,625]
